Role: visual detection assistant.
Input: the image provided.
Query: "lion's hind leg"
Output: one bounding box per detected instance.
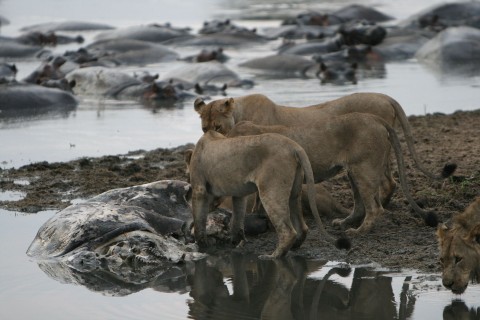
[290,169,308,249]
[380,158,397,207]
[257,187,297,259]
[332,173,365,229]
[345,168,385,236]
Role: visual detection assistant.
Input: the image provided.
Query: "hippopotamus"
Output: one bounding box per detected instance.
[180,48,229,63]
[339,20,387,46]
[331,4,393,24]
[399,2,480,31]
[239,54,317,77]
[162,61,254,88]
[0,63,17,82]
[65,66,193,104]
[23,56,67,84]
[198,19,257,35]
[0,41,47,59]
[0,31,84,46]
[415,26,480,74]
[0,83,77,117]
[312,45,378,64]
[163,32,268,47]
[278,34,344,56]
[163,20,267,47]
[27,180,268,271]
[27,181,205,266]
[372,28,433,61]
[94,23,190,43]
[316,62,358,84]
[20,21,114,33]
[85,38,179,65]
[281,4,393,26]
[261,24,334,40]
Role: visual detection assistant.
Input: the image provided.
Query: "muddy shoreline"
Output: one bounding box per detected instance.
[1,109,479,271]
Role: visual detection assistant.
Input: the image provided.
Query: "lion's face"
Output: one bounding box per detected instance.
[438,227,480,294]
[194,97,235,135]
[437,198,480,294]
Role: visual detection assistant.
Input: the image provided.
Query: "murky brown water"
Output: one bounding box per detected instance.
[1,0,480,319]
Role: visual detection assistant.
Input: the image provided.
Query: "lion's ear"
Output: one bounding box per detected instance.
[436,223,449,244]
[184,149,193,175]
[219,97,235,115]
[467,225,480,245]
[184,149,194,165]
[194,98,206,114]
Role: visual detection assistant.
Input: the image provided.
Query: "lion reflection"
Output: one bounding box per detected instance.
[186,253,415,319]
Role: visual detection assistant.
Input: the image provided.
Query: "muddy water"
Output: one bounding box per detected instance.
[1,0,480,319]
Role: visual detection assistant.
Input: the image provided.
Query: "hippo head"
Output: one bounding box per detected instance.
[317,62,358,85]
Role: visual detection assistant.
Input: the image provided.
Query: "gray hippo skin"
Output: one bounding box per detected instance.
[94,24,190,43]
[415,26,480,74]
[20,21,114,33]
[240,54,317,77]
[0,83,77,114]
[26,180,206,267]
[86,39,179,65]
[27,180,269,271]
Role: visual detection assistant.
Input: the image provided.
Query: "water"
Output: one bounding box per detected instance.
[1,209,479,320]
[1,0,480,318]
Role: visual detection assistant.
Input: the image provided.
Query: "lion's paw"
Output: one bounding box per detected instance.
[332,218,346,229]
[345,228,360,237]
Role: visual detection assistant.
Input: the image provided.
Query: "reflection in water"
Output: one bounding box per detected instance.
[0,104,76,124]
[187,255,411,320]
[443,300,480,320]
[35,252,427,319]
[36,259,190,297]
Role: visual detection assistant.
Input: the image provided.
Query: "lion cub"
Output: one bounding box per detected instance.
[187,130,349,259]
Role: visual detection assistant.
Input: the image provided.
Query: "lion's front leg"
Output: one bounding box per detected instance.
[230,196,247,245]
[192,186,214,248]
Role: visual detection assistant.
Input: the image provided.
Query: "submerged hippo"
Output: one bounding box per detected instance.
[20,21,115,33]
[240,54,317,77]
[86,38,179,65]
[0,63,17,82]
[415,26,480,74]
[94,24,190,43]
[162,61,254,88]
[66,66,191,103]
[27,180,268,269]
[0,82,77,113]
[399,2,480,31]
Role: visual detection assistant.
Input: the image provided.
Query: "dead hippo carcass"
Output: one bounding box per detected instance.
[27,180,268,270]
[26,180,207,268]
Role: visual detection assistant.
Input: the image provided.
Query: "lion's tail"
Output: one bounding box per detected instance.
[295,147,351,250]
[390,97,457,179]
[384,122,439,227]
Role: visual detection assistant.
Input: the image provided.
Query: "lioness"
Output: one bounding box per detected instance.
[227,114,445,235]
[194,93,455,205]
[188,130,349,258]
[437,197,480,294]
[185,149,349,219]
